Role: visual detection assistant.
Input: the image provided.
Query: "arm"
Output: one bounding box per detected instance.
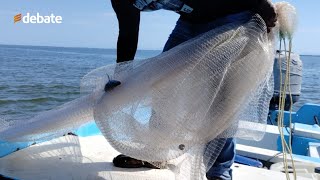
[111,0,140,63]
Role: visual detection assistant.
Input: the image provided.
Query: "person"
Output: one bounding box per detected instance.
[111,0,277,179]
[269,50,302,111]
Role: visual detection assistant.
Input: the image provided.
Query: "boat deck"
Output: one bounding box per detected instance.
[0,135,311,180]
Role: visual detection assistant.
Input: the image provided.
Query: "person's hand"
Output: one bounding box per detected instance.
[255,0,277,33]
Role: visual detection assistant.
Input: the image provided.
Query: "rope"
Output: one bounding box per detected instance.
[277,36,297,180]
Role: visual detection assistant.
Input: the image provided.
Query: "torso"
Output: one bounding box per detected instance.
[179,0,261,23]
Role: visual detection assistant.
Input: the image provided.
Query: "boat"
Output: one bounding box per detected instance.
[1,51,320,179]
[237,103,320,179]
[1,103,319,180]
[235,50,320,179]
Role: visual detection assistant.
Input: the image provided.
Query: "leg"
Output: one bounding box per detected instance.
[206,138,236,180]
[163,18,194,52]
[113,17,194,169]
[163,12,251,179]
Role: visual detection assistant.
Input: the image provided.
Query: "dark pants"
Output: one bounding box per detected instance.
[163,12,252,180]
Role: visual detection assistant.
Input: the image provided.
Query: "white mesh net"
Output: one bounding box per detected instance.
[0,94,95,142]
[275,2,297,38]
[0,14,276,180]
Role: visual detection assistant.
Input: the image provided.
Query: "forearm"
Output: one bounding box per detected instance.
[111,0,140,63]
[116,24,139,63]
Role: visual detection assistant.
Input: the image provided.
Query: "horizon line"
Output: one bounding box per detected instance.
[0,43,162,52]
[0,43,319,56]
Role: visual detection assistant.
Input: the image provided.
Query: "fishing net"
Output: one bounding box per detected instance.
[0,94,95,142]
[82,14,275,179]
[0,14,276,179]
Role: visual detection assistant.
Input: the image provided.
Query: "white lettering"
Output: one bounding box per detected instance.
[50,14,56,23]
[55,16,62,24]
[30,16,36,23]
[22,13,30,23]
[21,13,63,24]
[36,13,44,23]
[44,16,50,23]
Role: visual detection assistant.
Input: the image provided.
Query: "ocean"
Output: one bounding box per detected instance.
[0,44,319,121]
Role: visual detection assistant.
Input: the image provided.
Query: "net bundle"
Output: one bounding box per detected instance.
[0,15,275,179]
[82,14,275,179]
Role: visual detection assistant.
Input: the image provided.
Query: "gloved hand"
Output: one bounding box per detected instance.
[254,0,277,33]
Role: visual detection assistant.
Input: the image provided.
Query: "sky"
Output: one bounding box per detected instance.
[0,0,320,55]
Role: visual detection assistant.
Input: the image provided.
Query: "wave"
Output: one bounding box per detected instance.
[0,97,64,105]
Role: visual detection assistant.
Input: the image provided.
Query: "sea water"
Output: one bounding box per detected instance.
[0,44,319,121]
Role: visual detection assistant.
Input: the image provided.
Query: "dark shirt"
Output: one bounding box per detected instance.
[112,0,262,62]
[180,0,262,23]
